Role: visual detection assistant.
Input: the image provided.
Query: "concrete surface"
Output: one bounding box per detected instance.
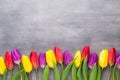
[0,0,120,80]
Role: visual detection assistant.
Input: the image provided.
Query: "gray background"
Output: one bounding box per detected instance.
[0,0,120,80]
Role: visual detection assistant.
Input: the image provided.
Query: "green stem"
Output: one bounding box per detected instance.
[108,66,112,80]
[61,63,64,73]
[35,69,38,80]
[18,64,22,80]
[10,69,13,79]
[90,69,92,76]
[117,69,120,80]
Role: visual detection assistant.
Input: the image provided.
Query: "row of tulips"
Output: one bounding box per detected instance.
[0,46,119,80]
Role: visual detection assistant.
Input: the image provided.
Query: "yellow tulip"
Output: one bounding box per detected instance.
[22,55,32,73]
[0,57,6,75]
[99,49,108,69]
[46,50,56,68]
[74,50,81,68]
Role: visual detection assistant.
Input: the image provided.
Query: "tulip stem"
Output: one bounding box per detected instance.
[61,63,64,72]
[108,66,112,80]
[18,64,23,80]
[117,69,120,80]
[10,69,13,79]
[90,69,92,76]
[35,69,39,80]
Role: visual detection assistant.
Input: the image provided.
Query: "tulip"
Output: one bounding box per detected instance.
[11,49,21,64]
[39,52,46,68]
[30,51,39,80]
[5,52,13,70]
[97,49,108,80]
[99,49,108,69]
[46,50,56,68]
[88,53,98,69]
[0,57,6,75]
[74,50,81,68]
[54,46,63,64]
[22,55,32,73]
[116,54,120,80]
[81,46,90,59]
[108,48,116,80]
[116,53,120,60]
[108,48,116,66]
[116,55,120,69]
[63,50,73,65]
[30,51,39,69]
[89,53,98,80]
[11,49,22,80]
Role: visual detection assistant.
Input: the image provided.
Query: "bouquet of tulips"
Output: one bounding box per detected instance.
[0,46,119,80]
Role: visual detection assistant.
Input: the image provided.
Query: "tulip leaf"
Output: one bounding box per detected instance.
[72,64,77,80]
[97,64,101,80]
[54,65,60,80]
[89,64,97,80]
[22,71,28,80]
[42,65,49,80]
[77,65,82,80]
[82,57,88,80]
[62,60,74,80]
[11,69,24,80]
[3,70,7,80]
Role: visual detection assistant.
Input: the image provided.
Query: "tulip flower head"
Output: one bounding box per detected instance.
[116,53,120,69]
[108,48,116,66]
[5,52,13,70]
[116,53,120,59]
[0,57,6,75]
[46,50,56,68]
[63,50,73,65]
[74,50,81,68]
[39,52,46,68]
[99,49,108,69]
[11,49,21,64]
[54,46,63,64]
[81,46,90,59]
[30,51,39,69]
[88,53,98,69]
[22,55,32,73]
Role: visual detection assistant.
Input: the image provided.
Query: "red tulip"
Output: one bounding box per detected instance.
[108,48,116,66]
[30,51,39,69]
[5,52,13,70]
[54,46,63,63]
[81,46,90,59]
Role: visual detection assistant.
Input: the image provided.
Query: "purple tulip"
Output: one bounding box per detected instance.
[11,49,21,64]
[116,53,120,69]
[116,53,120,59]
[39,52,46,68]
[63,50,73,65]
[88,53,98,69]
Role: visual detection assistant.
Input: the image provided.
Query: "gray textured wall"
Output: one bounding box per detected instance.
[0,0,120,80]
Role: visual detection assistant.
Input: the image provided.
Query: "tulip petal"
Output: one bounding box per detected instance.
[39,52,46,68]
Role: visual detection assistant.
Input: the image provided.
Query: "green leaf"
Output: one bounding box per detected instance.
[11,69,24,80]
[72,64,77,80]
[62,61,74,80]
[77,65,82,80]
[97,64,102,80]
[42,65,49,80]
[3,69,7,80]
[82,57,88,80]
[22,71,28,80]
[54,65,60,80]
[89,64,97,80]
